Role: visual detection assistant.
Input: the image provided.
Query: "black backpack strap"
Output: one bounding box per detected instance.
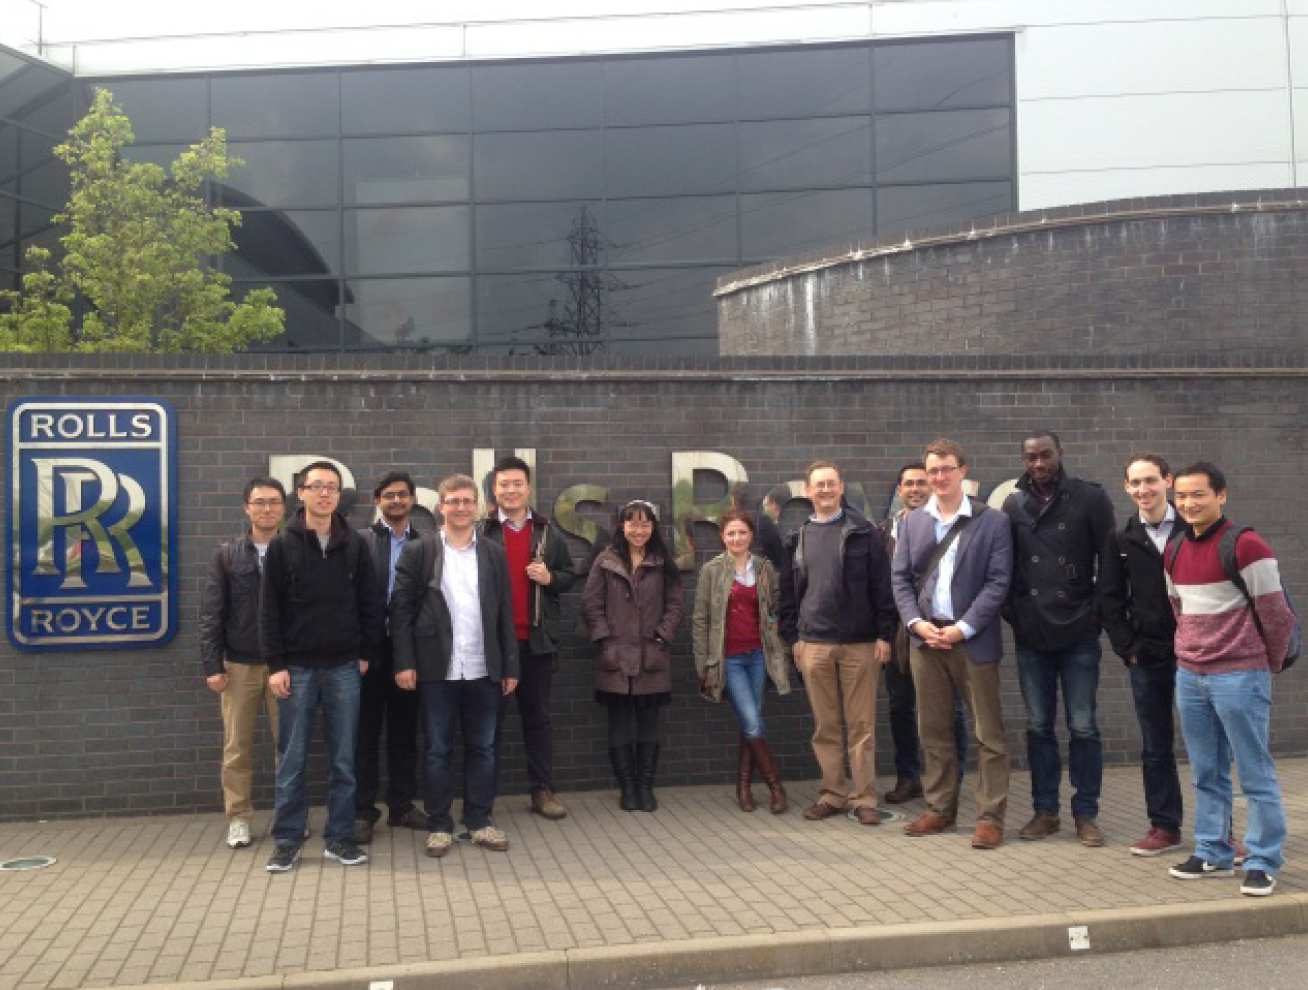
[1218,525,1266,641]
[419,531,438,586]
[1162,529,1187,576]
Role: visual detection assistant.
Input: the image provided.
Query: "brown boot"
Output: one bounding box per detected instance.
[747,738,788,814]
[736,735,756,812]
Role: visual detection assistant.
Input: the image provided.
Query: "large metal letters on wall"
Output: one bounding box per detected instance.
[6,398,177,651]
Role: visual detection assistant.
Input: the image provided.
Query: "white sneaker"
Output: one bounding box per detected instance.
[226,820,252,849]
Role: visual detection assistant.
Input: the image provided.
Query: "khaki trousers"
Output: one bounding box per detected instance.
[910,641,1009,825]
[220,661,279,821]
[794,640,878,809]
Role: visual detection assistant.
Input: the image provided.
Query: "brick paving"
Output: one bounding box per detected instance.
[0,759,1304,990]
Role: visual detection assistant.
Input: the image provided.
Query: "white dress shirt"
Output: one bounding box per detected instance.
[1140,503,1176,554]
[439,530,487,680]
[921,495,976,640]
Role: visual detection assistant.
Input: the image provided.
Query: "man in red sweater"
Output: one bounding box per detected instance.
[1164,462,1294,897]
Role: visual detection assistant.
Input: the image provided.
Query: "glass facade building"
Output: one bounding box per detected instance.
[2,36,1015,355]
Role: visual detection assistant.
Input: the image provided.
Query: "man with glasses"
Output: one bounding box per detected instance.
[351,472,426,844]
[780,460,897,825]
[391,474,519,857]
[259,461,383,873]
[199,476,286,851]
[481,456,577,821]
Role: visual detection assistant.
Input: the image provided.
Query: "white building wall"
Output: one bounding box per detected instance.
[8,0,1307,212]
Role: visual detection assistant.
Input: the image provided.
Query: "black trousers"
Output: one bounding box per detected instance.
[498,643,557,793]
[354,639,421,822]
[1128,661,1183,832]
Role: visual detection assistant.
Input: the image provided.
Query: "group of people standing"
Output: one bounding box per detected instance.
[200,436,1295,899]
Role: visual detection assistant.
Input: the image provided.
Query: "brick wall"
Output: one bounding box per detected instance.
[716,190,1308,357]
[1,353,1305,820]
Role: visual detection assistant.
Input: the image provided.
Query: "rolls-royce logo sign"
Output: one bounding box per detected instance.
[6,398,177,650]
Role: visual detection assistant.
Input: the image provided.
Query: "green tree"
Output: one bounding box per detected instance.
[0,88,284,353]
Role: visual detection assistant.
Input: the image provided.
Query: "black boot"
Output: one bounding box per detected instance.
[635,742,660,812]
[609,746,639,812]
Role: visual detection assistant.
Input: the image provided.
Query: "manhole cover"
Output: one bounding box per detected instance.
[0,856,56,871]
[846,808,904,824]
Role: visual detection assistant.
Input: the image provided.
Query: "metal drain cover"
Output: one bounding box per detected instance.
[0,856,56,871]
[846,808,904,824]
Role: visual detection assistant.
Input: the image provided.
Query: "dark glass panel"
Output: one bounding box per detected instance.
[235,279,343,350]
[345,206,469,274]
[476,200,602,270]
[475,272,571,349]
[343,136,468,204]
[604,123,735,198]
[0,123,16,180]
[221,140,339,207]
[875,38,1011,111]
[740,188,873,260]
[875,108,1011,183]
[876,181,1013,236]
[474,130,602,201]
[473,61,603,131]
[211,72,339,139]
[18,86,74,140]
[231,209,339,276]
[738,116,871,192]
[0,191,15,246]
[603,54,735,125]
[0,59,68,119]
[343,277,471,348]
[13,159,67,210]
[607,196,737,265]
[120,143,187,170]
[604,266,727,351]
[737,46,871,120]
[94,78,208,142]
[341,66,470,135]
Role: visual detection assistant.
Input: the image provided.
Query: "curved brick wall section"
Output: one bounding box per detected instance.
[716,189,1308,356]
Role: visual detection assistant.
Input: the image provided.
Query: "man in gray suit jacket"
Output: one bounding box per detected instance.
[391,474,519,858]
[891,439,1013,850]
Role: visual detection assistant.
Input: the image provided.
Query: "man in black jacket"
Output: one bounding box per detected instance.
[259,461,384,873]
[1003,431,1116,847]
[780,460,897,825]
[199,476,285,852]
[351,471,425,845]
[1100,454,1188,858]
[482,456,577,820]
[392,474,520,858]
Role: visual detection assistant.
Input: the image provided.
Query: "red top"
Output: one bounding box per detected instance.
[502,520,533,642]
[723,579,763,657]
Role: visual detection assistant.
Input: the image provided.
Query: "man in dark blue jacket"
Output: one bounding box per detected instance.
[780,460,897,826]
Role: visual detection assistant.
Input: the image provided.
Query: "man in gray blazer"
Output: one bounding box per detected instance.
[891,439,1013,849]
[391,474,519,858]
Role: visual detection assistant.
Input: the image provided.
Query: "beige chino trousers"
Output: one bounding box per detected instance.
[219,661,279,822]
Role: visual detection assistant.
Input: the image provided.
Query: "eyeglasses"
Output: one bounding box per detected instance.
[377,491,412,501]
[247,498,284,509]
[926,465,960,478]
[443,497,477,508]
[301,482,340,494]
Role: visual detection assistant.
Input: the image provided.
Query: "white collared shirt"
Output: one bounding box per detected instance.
[439,530,487,680]
[497,507,530,533]
[922,495,976,639]
[1140,503,1176,554]
[732,556,757,588]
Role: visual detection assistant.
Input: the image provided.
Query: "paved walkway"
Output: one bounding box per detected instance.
[0,759,1305,990]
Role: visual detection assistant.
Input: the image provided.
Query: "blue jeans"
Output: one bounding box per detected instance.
[724,649,767,739]
[1176,668,1284,874]
[1015,637,1103,819]
[422,677,501,833]
[271,662,362,846]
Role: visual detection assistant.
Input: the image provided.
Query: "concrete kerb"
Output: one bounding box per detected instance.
[94,896,1308,990]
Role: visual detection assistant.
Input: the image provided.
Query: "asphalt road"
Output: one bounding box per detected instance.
[697,933,1308,990]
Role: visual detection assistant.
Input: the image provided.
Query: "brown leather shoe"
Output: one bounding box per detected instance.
[1075,816,1105,847]
[802,801,844,821]
[904,810,954,837]
[1018,812,1061,840]
[853,806,881,826]
[884,777,924,804]
[530,788,567,821]
[971,821,1004,849]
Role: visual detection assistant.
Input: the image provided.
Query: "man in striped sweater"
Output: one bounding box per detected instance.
[1164,462,1294,897]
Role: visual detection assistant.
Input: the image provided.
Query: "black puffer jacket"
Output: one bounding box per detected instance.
[1099,511,1190,667]
[1002,469,1116,651]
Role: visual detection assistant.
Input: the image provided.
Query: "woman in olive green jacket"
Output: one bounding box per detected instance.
[691,509,790,813]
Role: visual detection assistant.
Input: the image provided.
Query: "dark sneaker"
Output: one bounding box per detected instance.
[265,844,300,873]
[350,818,374,845]
[1240,869,1276,897]
[1168,855,1234,880]
[883,777,923,804]
[323,840,368,866]
[1018,812,1060,840]
[387,806,428,829]
[1130,827,1183,857]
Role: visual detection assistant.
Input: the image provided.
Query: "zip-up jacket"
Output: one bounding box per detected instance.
[198,533,263,676]
[779,506,897,646]
[1099,510,1190,667]
[1002,468,1116,651]
[480,509,577,655]
[258,509,384,672]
